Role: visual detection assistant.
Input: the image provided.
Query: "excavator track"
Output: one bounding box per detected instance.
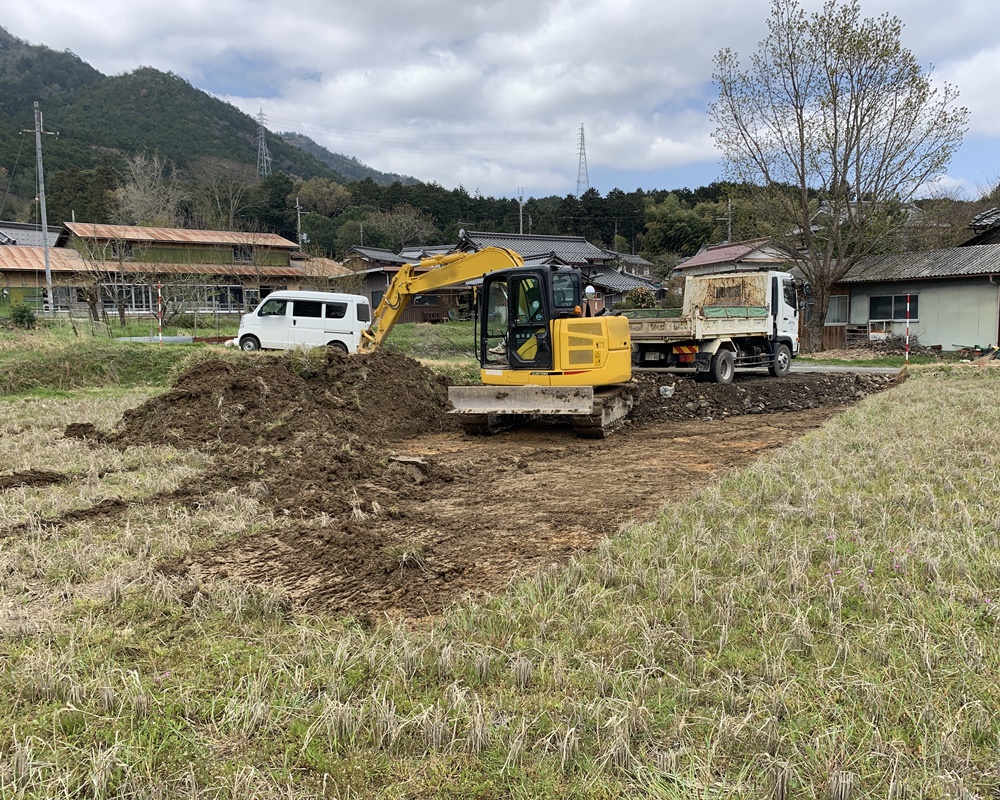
[570,385,638,438]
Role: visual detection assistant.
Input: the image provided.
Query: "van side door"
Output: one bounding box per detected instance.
[255,297,290,349]
[290,299,325,347]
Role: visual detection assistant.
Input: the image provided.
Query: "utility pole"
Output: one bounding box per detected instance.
[295,197,304,248]
[28,102,56,315]
[517,188,526,235]
[716,198,733,242]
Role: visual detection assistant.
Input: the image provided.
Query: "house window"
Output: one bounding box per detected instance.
[825,295,849,325]
[233,245,253,263]
[869,294,918,322]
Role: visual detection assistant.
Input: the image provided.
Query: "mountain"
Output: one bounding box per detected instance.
[0,26,418,189]
[279,132,419,186]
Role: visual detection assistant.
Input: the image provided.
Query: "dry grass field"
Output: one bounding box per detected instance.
[1,356,998,798]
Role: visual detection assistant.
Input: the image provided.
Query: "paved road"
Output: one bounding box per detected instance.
[116,336,195,343]
[791,362,901,375]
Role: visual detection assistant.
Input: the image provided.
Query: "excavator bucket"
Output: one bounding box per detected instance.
[448,385,595,415]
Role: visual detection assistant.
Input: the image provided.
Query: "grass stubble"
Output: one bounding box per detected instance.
[0,365,998,798]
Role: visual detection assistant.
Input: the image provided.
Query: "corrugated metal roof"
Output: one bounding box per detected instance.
[460,231,611,263]
[677,239,772,269]
[0,247,82,272]
[0,245,323,279]
[59,222,297,249]
[841,244,1000,283]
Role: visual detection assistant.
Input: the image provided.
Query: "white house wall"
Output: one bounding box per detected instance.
[849,277,1000,350]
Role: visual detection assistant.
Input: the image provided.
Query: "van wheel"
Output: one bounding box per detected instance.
[769,343,792,377]
[240,336,261,352]
[326,341,348,354]
[710,349,735,384]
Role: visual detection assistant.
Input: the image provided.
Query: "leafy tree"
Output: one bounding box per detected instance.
[293,177,352,219]
[711,0,968,349]
[363,204,437,252]
[244,173,296,240]
[639,194,714,259]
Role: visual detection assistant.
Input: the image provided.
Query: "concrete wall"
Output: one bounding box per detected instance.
[849,277,1000,350]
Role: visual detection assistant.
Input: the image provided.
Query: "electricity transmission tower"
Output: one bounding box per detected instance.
[576,123,590,198]
[256,109,272,178]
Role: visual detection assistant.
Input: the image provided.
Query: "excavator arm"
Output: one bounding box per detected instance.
[358,247,524,353]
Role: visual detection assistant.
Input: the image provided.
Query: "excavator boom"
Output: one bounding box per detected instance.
[358,247,524,353]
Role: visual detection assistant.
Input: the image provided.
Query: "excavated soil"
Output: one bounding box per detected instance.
[75,351,897,620]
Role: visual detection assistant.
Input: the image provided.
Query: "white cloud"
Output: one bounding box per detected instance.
[5,0,999,196]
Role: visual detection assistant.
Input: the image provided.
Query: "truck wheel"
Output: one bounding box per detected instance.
[769,343,792,377]
[240,335,261,352]
[710,349,735,384]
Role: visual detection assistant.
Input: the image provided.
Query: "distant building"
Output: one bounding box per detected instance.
[0,222,347,317]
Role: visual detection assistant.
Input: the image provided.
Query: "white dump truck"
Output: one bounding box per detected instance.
[622,271,802,384]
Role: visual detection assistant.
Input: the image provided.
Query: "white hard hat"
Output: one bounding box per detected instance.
[584,285,596,298]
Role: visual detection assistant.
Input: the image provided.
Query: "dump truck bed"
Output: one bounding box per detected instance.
[624,305,771,342]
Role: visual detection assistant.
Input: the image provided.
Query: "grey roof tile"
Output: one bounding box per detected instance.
[460,231,612,263]
[842,244,1000,282]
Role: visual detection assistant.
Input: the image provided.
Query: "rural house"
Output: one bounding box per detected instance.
[0,222,348,319]
[839,245,1000,351]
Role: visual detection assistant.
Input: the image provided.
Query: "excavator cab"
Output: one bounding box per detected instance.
[480,267,583,371]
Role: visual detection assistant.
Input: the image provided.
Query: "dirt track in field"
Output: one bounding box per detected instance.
[61,350,898,620]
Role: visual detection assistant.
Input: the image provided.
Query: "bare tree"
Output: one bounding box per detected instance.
[116,152,187,227]
[187,157,258,231]
[74,233,149,327]
[711,0,968,349]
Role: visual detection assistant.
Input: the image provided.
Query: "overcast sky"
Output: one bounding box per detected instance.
[6,0,999,200]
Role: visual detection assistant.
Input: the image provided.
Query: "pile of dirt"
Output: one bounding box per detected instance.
[114,350,460,515]
[117,349,458,450]
[628,371,897,425]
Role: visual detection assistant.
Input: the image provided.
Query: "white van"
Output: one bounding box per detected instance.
[237,290,372,353]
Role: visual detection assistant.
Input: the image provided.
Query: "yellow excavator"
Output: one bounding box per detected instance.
[358,247,637,437]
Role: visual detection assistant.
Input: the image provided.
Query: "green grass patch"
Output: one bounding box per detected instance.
[382,320,476,359]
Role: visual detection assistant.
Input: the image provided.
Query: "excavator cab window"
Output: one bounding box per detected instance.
[509,274,551,369]
[484,280,509,365]
[551,273,581,312]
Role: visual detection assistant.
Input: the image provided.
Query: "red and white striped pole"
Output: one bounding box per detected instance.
[157,282,163,347]
[905,293,910,365]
